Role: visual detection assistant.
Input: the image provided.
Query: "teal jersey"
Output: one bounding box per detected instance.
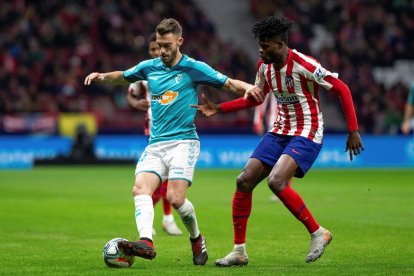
[408,82,414,105]
[123,54,228,144]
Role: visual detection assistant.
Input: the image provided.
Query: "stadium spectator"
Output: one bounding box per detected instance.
[401,82,414,134]
[84,18,262,265]
[1,0,413,134]
[249,0,414,134]
[126,33,182,236]
[192,16,364,266]
[0,0,254,133]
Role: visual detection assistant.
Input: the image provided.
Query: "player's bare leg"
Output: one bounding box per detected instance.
[161,198,183,236]
[158,180,182,236]
[215,158,270,267]
[268,154,332,263]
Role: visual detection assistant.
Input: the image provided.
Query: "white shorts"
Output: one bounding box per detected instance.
[135,140,200,184]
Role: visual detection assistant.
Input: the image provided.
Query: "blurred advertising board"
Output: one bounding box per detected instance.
[94,135,414,168]
[1,134,413,169]
[58,113,97,138]
[0,136,72,169]
[1,113,58,134]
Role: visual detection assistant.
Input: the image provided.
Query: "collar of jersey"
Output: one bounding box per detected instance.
[161,54,186,70]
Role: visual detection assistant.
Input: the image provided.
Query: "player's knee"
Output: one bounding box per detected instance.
[236,172,254,193]
[166,194,185,209]
[132,185,140,196]
[132,182,150,196]
[268,174,288,193]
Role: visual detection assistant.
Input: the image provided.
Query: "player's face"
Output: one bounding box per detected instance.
[148,41,160,58]
[156,32,183,66]
[258,37,285,65]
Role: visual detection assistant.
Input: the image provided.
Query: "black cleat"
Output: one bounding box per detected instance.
[118,239,156,260]
[190,234,208,265]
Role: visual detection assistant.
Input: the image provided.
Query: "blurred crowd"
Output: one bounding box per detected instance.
[0,0,254,132]
[251,0,414,134]
[1,0,413,134]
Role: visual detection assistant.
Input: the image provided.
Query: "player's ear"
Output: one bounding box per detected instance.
[178,36,184,46]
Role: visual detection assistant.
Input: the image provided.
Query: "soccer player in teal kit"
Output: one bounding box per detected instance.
[84,18,262,265]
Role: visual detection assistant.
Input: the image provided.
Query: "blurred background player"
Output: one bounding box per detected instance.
[401,81,414,135]
[126,33,182,236]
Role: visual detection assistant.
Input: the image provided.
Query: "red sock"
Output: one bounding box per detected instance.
[152,190,161,207]
[276,185,319,233]
[232,191,252,244]
[162,198,172,215]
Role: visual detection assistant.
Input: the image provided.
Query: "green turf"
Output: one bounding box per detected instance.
[0,166,413,275]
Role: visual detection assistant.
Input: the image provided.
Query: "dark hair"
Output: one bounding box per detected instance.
[156,18,182,36]
[252,16,293,43]
[148,32,156,42]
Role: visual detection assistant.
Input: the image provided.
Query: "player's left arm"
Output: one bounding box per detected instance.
[323,75,364,161]
[190,92,264,117]
[222,78,264,103]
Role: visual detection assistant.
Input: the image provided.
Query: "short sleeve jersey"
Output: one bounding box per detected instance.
[124,54,228,144]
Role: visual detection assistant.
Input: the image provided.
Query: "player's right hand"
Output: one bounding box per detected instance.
[84,72,104,85]
[128,98,150,111]
[243,85,264,103]
[190,93,219,117]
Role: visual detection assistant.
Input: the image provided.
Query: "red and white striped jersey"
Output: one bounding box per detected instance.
[253,89,277,134]
[128,80,152,136]
[255,49,338,144]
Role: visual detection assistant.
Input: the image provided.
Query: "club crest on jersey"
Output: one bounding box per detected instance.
[314,67,326,80]
[175,74,183,84]
[285,75,294,88]
[152,90,178,105]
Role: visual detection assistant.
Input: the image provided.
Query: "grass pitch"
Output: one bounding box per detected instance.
[0,166,413,275]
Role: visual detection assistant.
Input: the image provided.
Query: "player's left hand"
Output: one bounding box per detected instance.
[244,85,264,103]
[190,93,219,117]
[345,130,364,161]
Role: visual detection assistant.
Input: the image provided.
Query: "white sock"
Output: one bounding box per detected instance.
[134,195,154,241]
[176,199,200,239]
[163,213,174,224]
[234,243,246,252]
[311,226,324,238]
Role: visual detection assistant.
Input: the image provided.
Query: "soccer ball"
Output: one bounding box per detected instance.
[102,238,135,268]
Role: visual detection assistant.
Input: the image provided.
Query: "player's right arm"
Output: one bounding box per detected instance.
[84,71,129,85]
[85,59,151,86]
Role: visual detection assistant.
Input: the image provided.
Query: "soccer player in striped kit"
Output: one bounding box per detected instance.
[127,33,183,237]
[192,16,364,266]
